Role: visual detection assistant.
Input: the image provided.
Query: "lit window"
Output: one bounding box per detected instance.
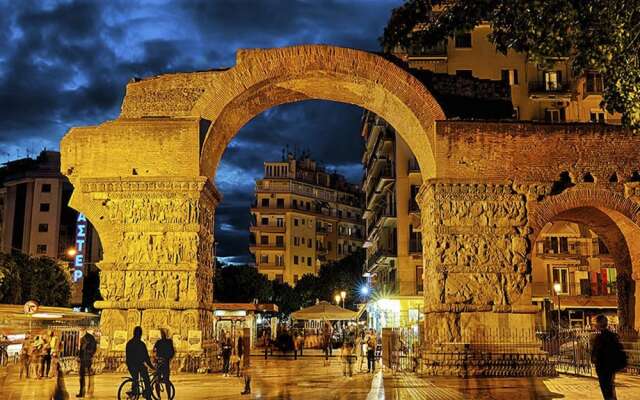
[36,244,47,254]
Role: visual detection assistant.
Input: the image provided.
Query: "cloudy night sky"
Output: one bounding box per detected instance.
[0,0,401,263]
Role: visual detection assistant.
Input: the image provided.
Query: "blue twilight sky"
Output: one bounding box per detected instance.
[0,0,402,263]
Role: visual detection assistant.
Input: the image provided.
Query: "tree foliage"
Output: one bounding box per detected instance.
[382,0,640,128]
[0,252,71,306]
[213,250,367,318]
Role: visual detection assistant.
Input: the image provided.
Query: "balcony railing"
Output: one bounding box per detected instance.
[528,81,572,95]
[531,281,617,298]
[366,246,397,272]
[407,41,447,59]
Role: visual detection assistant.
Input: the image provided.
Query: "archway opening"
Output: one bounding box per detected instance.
[531,206,640,331]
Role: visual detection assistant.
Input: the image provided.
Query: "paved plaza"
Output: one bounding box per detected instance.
[1,356,639,399]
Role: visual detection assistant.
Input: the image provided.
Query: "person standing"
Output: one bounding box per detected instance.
[19,335,32,379]
[591,315,627,400]
[221,334,232,377]
[49,331,60,378]
[341,341,354,377]
[366,329,377,373]
[41,333,52,378]
[355,331,366,373]
[126,326,154,400]
[77,329,96,398]
[152,329,175,394]
[236,332,245,377]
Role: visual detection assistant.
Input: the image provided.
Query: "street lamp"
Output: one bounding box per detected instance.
[66,247,77,258]
[334,294,341,305]
[340,290,346,309]
[553,282,562,330]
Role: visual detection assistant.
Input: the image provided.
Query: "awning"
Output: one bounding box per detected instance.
[291,301,357,321]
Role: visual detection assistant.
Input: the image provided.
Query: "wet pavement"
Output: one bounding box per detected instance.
[1,355,639,399]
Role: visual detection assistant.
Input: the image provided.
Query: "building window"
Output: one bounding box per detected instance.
[276,254,284,266]
[276,218,284,227]
[307,257,312,266]
[41,183,51,193]
[416,265,424,294]
[276,236,284,247]
[294,237,300,246]
[585,71,603,93]
[543,71,562,91]
[501,69,519,85]
[38,223,48,233]
[456,69,473,79]
[552,267,569,294]
[260,235,269,245]
[275,274,284,284]
[590,110,606,123]
[39,203,50,212]
[294,274,299,284]
[261,198,270,207]
[513,106,520,120]
[294,256,299,265]
[546,236,569,254]
[276,198,285,208]
[260,255,269,264]
[292,199,298,209]
[454,32,472,48]
[301,219,305,225]
[36,244,47,254]
[307,238,312,248]
[544,108,565,123]
[261,217,269,225]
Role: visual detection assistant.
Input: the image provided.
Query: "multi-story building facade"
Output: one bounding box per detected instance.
[396,11,619,124]
[250,153,364,285]
[362,112,424,330]
[532,221,618,329]
[0,151,102,305]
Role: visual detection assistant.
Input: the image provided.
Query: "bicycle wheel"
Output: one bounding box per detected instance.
[150,375,175,400]
[117,377,140,400]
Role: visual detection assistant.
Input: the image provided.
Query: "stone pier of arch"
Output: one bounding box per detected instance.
[60,45,640,376]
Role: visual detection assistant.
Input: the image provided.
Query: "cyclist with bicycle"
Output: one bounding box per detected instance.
[126,326,154,400]
[152,329,175,395]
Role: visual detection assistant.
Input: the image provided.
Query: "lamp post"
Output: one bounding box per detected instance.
[340,290,346,309]
[553,282,562,330]
[334,294,341,305]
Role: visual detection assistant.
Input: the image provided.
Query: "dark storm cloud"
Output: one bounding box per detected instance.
[0,0,400,259]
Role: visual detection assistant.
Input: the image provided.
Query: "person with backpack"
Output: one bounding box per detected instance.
[77,329,97,398]
[590,314,627,400]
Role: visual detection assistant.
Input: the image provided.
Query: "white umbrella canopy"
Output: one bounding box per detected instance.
[290,301,357,321]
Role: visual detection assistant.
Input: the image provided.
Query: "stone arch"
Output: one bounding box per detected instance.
[190,45,445,180]
[529,187,640,329]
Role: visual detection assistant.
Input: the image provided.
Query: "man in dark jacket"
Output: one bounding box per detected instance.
[591,315,626,400]
[126,326,154,400]
[153,329,175,392]
[77,329,96,398]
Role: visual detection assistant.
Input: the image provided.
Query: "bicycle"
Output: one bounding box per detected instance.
[117,367,175,400]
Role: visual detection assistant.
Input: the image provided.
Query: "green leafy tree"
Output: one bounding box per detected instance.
[214,263,273,303]
[0,252,71,306]
[0,253,22,303]
[382,0,640,128]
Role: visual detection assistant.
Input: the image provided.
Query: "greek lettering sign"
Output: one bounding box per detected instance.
[73,213,87,283]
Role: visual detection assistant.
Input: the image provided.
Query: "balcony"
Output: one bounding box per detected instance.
[407,41,447,60]
[528,81,572,100]
[249,242,285,252]
[366,246,397,273]
[531,281,617,299]
[250,223,286,233]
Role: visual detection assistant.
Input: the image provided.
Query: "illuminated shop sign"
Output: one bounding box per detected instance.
[73,213,87,282]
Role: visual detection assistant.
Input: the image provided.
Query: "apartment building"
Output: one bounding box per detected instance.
[532,221,618,329]
[250,153,364,285]
[362,112,424,330]
[396,13,618,124]
[0,150,102,305]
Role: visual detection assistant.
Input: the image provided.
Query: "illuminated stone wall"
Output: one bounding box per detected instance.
[60,45,640,376]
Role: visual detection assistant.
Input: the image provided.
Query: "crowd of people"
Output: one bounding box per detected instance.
[18,330,60,380]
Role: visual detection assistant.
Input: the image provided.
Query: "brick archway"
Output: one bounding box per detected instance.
[530,187,640,329]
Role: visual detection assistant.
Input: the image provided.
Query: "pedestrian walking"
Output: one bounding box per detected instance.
[41,333,52,378]
[77,329,96,398]
[341,341,354,377]
[365,329,377,373]
[126,326,154,400]
[32,335,43,378]
[356,331,366,372]
[591,315,628,400]
[221,334,232,376]
[51,361,69,400]
[235,331,244,377]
